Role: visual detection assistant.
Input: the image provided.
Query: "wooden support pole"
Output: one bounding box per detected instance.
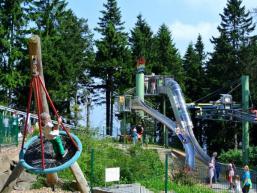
[0,163,24,193]
[28,35,58,186]
[70,162,90,193]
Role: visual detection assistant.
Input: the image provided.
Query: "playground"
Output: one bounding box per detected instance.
[1,0,257,193]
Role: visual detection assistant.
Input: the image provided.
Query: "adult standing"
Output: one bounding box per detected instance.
[132,127,138,145]
[136,124,144,144]
[150,73,156,94]
[242,165,252,193]
[215,158,221,182]
[208,162,215,188]
[211,152,217,182]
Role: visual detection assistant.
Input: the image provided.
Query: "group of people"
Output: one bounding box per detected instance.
[132,124,144,145]
[226,164,252,193]
[208,152,252,193]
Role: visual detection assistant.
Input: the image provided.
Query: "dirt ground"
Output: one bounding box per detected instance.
[10,187,74,193]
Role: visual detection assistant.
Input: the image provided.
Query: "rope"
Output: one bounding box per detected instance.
[38,76,79,151]
[34,77,46,169]
[21,78,34,150]
[227,83,241,94]
[193,79,240,103]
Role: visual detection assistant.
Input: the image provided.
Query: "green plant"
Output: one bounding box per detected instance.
[219,147,257,170]
[173,169,197,186]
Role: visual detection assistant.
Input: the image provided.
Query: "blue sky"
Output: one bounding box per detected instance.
[66,0,256,130]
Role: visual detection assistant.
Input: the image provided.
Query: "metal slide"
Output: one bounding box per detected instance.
[132,97,196,168]
[158,78,211,165]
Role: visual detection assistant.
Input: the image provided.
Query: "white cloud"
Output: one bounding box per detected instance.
[170,21,219,54]
[184,0,226,11]
[171,21,218,41]
[184,0,256,12]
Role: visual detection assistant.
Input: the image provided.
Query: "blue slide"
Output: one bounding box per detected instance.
[132,78,211,168]
[132,98,196,168]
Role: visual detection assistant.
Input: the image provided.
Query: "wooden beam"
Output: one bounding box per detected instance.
[0,163,24,193]
[70,162,90,193]
[28,35,58,186]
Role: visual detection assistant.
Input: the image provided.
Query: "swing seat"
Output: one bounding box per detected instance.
[19,131,82,174]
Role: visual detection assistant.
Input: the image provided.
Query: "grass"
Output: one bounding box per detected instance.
[31,130,219,193]
[172,183,222,193]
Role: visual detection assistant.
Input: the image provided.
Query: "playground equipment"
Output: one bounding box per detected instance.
[1,35,90,193]
[118,58,254,168]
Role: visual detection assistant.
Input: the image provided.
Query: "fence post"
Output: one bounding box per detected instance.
[90,148,94,192]
[165,153,168,193]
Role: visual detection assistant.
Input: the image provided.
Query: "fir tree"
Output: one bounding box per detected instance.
[94,0,131,135]
[207,0,255,89]
[0,0,30,106]
[153,24,184,85]
[183,43,202,101]
[129,14,154,73]
[29,1,94,117]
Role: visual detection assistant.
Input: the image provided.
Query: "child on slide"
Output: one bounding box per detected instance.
[40,112,68,159]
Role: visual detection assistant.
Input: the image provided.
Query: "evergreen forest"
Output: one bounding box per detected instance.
[1,0,257,155]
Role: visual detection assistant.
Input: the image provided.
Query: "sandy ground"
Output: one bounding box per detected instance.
[10,187,74,193]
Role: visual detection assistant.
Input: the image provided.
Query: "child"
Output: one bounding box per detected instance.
[235,175,241,193]
[40,112,68,159]
[228,163,235,190]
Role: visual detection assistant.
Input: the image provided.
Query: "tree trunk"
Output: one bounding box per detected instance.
[110,92,113,136]
[106,75,111,135]
[234,133,238,150]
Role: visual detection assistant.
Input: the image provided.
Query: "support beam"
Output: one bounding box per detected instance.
[70,162,90,193]
[136,58,145,118]
[29,35,58,186]
[0,163,24,193]
[163,97,168,148]
[242,75,249,164]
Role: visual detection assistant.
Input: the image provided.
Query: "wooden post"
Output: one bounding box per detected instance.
[28,35,58,186]
[0,163,24,193]
[70,162,91,193]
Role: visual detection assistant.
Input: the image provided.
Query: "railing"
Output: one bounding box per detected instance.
[0,113,18,145]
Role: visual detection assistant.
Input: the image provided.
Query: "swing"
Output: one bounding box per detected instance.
[19,65,82,174]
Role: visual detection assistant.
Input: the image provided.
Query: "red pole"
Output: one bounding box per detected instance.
[37,76,79,150]
[21,78,34,149]
[34,77,46,169]
[36,77,43,113]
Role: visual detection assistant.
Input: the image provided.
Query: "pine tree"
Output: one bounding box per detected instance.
[0,0,30,106]
[29,1,94,117]
[94,0,131,135]
[194,34,208,99]
[129,14,154,73]
[194,34,206,64]
[219,0,255,49]
[183,43,202,101]
[153,24,184,84]
[207,0,255,89]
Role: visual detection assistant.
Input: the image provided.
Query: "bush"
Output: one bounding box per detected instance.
[219,146,257,169]
[173,169,197,186]
[219,149,243,165]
